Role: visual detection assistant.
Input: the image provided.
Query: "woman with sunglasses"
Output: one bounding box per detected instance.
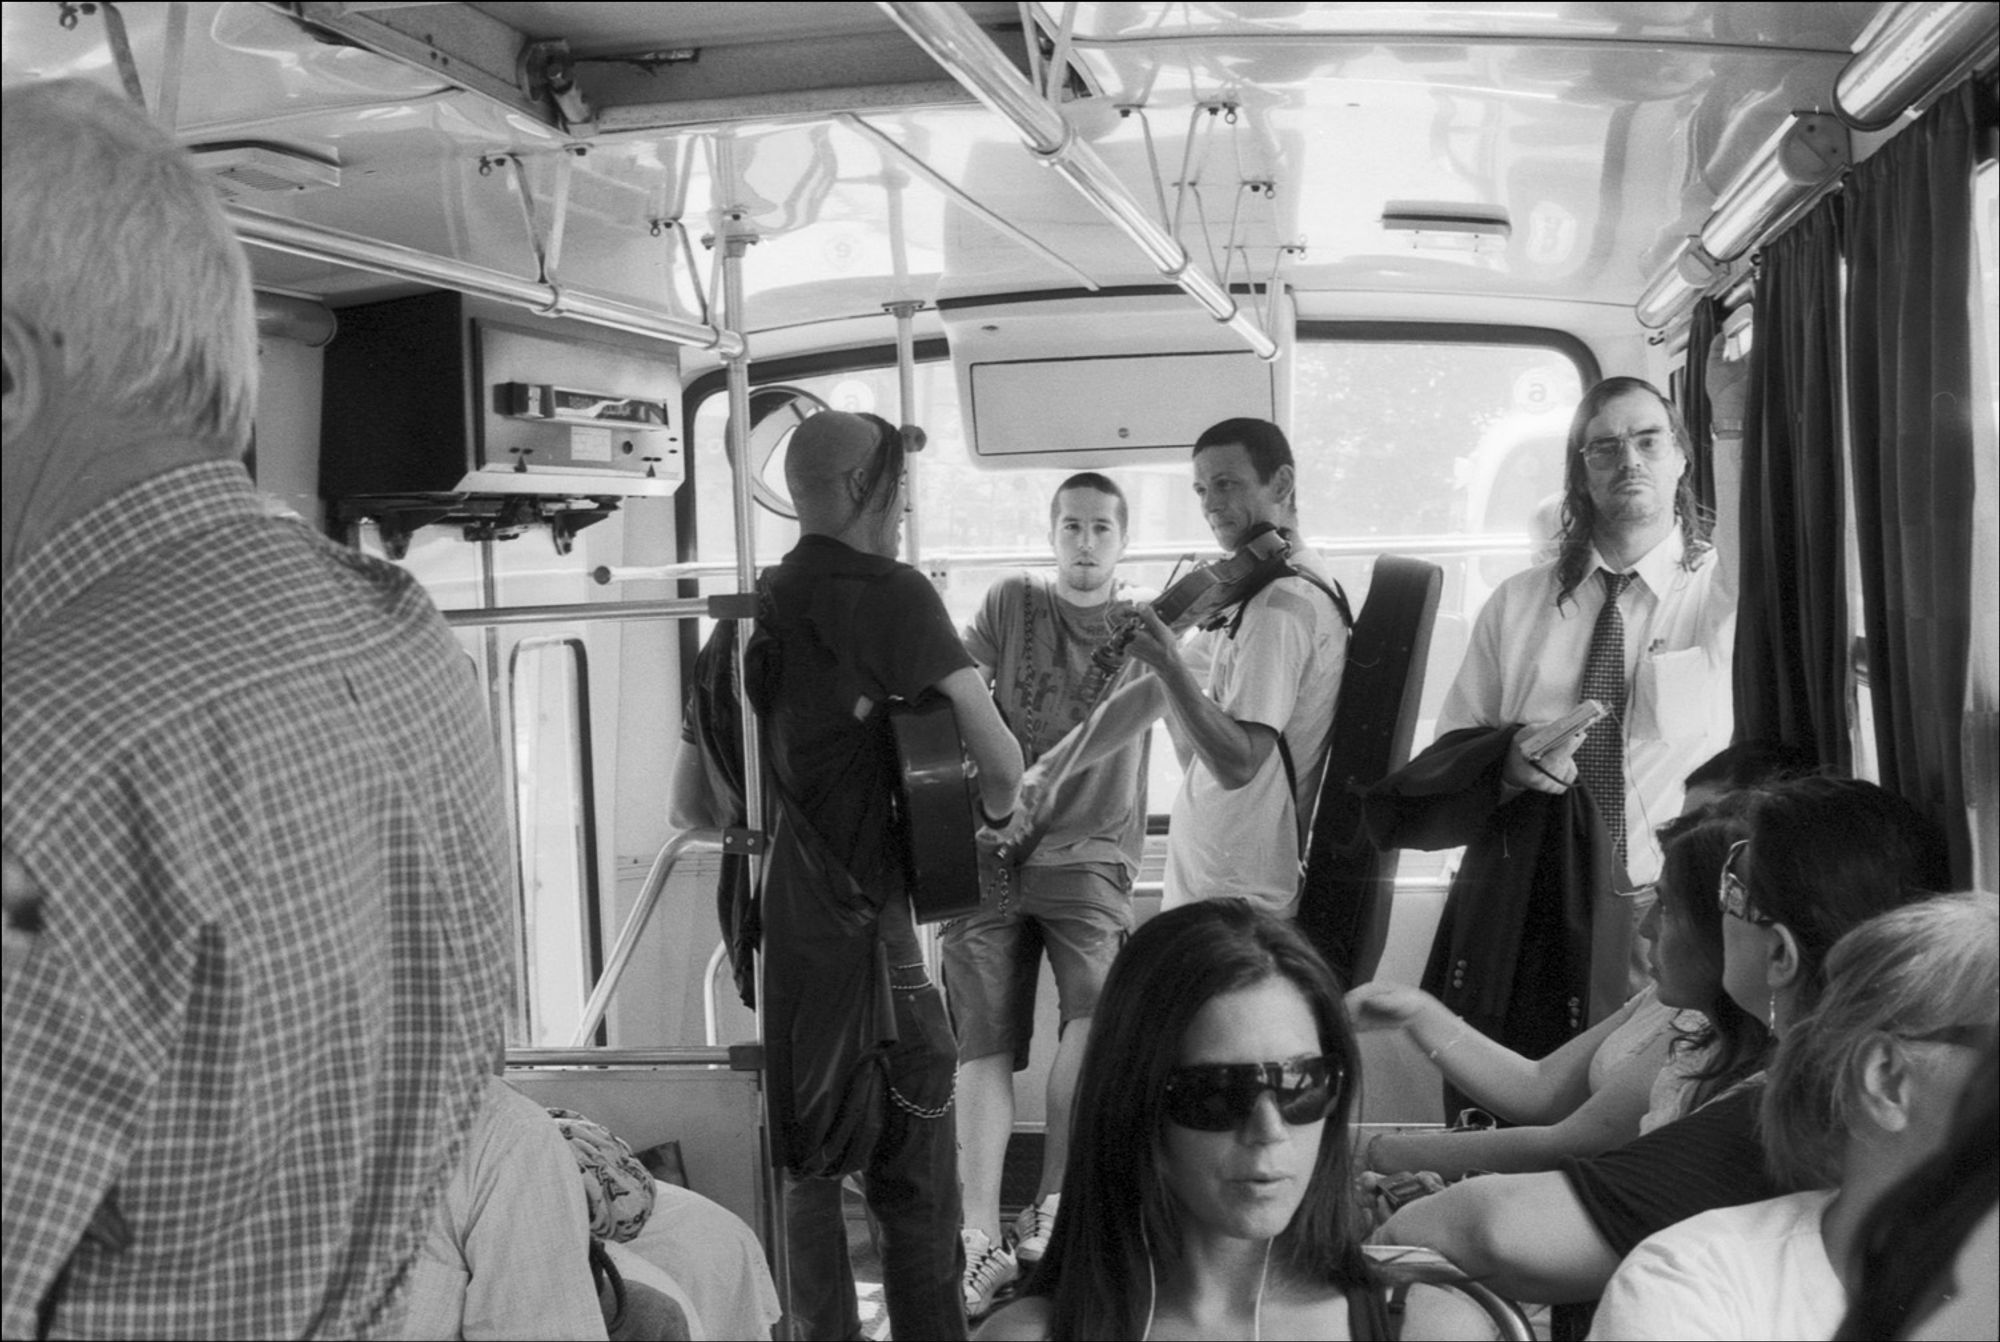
[1591,894,1997,1339]
[1372,776,1947,1317]
[977,899,1383,1340]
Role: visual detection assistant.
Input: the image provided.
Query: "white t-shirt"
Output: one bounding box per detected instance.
[611,1179,783,1342]
[1438,527,1735,885]
[1589,1189,1843,1341]
[1165,543,1348,916]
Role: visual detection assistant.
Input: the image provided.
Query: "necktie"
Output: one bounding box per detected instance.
[1575,569,1635,863]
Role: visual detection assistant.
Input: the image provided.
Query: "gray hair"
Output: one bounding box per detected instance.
[1761,894,1999,1189]
[2,80,257,452]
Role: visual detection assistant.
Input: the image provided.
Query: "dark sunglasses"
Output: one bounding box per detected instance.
[1161,1055,1342,1132]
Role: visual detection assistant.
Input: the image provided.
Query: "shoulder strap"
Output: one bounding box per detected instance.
[1214,562,1354,639]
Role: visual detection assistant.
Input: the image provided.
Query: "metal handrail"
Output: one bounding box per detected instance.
[1365,1244,1537,1342]
[570,828,724,1047]
[441,596,711,628]
[595,532,1534,585]
[506,1046,735,1067]
[228,205,744,358]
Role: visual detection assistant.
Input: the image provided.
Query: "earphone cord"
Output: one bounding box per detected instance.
[1138,1231,1273,1342]
[1141,1224,1158,1342]
[1254,1238,1272,1342]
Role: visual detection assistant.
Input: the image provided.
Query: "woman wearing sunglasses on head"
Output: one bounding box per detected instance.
[1590,894,1997,1340]
[975,899,1385,1340]
[1373,777,1949,1320]
[1349,804,1772,1182]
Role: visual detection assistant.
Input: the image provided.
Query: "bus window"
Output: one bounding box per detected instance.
[691,336,1582,843]
[510,637,603,1047]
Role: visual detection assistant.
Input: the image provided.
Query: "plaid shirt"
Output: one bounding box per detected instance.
[2,461,514,1339]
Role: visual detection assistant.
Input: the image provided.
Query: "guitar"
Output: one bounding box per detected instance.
[888,693,986,924]
[890,524,1314,922]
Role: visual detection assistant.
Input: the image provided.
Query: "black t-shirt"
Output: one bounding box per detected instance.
[745,534,973,895]
[1559,1084,1780,1257]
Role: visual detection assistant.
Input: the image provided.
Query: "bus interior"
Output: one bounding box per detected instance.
[5,1,1995,1332]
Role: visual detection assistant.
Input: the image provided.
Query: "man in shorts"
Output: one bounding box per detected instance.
[944,473,1150,1317]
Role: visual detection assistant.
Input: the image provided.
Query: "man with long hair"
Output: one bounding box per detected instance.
[1404,377,1736,1080]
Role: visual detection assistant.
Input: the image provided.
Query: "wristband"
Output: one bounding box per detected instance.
[978,803,1013,831]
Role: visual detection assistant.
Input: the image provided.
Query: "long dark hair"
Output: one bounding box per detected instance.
[1024,900,1374,1339]
[1736,777,1949,1016]
[1654,810,1769,1107]
[1553,376,1713,608]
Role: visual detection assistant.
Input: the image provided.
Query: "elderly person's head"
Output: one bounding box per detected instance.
[3,80,257,579]
[1021,900,1372,1338]
[1715,777,1947,1032]
[1760,895,1997,1194]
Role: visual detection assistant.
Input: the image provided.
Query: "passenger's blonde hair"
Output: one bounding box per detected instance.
[1761,893,1998,1189]
[2,80,257,452]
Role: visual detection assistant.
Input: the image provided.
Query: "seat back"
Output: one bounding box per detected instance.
[1297,555,1443,985]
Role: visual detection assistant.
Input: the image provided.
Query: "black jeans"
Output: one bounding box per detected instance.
[783,977,965,1341]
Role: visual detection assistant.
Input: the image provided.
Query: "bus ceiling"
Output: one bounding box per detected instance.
[3,3,1993,361]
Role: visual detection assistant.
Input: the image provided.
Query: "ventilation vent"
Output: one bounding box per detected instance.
[190,141,340,197]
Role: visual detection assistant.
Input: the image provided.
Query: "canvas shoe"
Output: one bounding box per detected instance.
[1010,1194,1059,1266]
[961,1227,1019,1320]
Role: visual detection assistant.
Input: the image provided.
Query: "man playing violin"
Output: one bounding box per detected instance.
[1046,417,1349,918]
[941,473,1153,1318]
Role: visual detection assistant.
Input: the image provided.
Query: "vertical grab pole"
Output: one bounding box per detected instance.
[884,296,941,983]
[718,176,790,1319]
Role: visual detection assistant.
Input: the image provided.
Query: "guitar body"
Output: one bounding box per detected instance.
[888,695,988,924]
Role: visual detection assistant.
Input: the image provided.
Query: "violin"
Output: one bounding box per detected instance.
[979,523,1306,898]
[1072,522,1296,705]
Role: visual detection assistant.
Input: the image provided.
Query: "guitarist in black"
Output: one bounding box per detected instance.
[670,410,1021,1341]
[942,474,1152,1319]
[1036,417,1351,918]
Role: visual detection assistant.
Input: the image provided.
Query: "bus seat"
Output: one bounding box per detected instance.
[1366,1244,1536,1342]
[1297,555,1444,987]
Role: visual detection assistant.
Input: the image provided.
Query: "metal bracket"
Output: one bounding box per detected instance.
[721,828,768,856]
[706,592,760,620]
[727,1042,766,1073]
[518,38,594,130]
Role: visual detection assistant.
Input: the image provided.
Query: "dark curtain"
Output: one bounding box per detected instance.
[1734,197,1851,773]
[1845,79,1992,887]
[1678,296,1723,513]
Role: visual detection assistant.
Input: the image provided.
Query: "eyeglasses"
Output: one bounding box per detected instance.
[1717,839,1775,926]
[1161,1055,1342,1132]
[1580,428,1678,467]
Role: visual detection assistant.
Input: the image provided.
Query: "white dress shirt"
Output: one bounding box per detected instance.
[1438,527,1736,884]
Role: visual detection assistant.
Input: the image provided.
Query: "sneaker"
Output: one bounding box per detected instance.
[1010,1194,1059,1266]
[961,1227,1019,1320]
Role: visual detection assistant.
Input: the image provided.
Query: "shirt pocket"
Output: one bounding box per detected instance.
[1631,646,1712,743]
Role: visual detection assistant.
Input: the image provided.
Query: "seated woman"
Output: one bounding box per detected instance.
[976,899,1384,1340]
[1373,777,1948,1308]
[1351,741,1813,1180]
[1590,894,1997,1339]
[1350,812,1757,1178]
[1839,1034,1999,1342]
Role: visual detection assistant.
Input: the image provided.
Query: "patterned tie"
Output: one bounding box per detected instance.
[1574,569,1636,864]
